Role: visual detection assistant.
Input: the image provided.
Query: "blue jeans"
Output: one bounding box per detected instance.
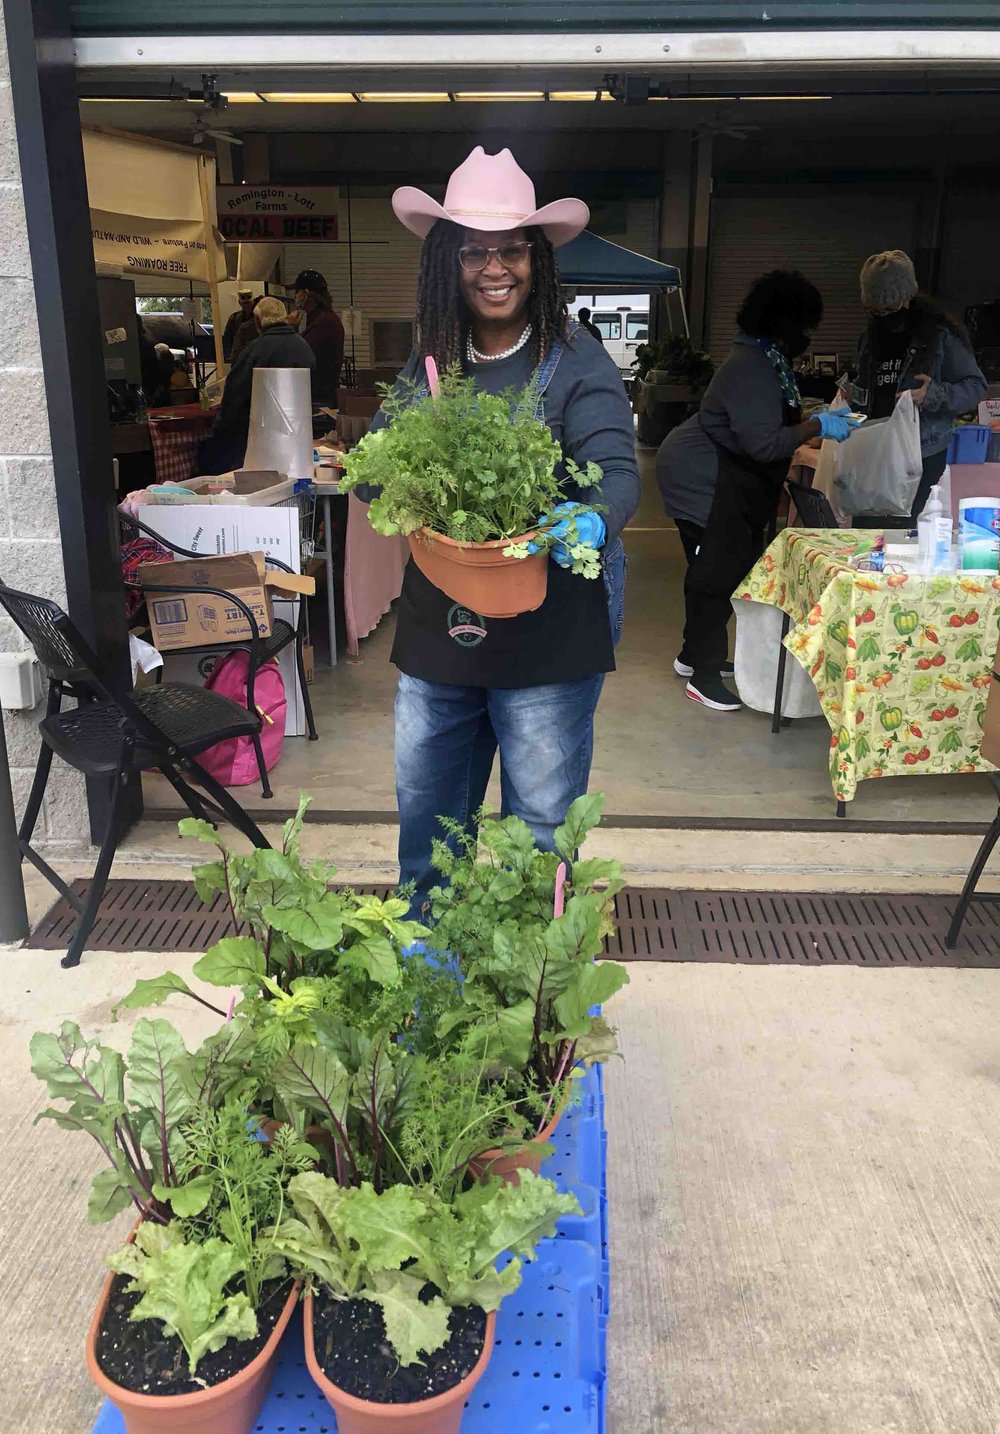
[396,541,625,914]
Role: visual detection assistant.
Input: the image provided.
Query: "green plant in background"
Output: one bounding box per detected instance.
[114,796,429,1028]
[428,795,629,1129]
[272,1168,580,1367]
[631,333,715,388]
[338,369,605,575]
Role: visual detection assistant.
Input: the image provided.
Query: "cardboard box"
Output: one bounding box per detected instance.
[138,551,314,652]
[137,506,309,737]
[980,632,1000,768]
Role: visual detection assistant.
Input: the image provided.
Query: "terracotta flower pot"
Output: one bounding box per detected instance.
[86,1264,299,1434]
[304,1291,494,1434]
[467,1102,565,1186]
[407,527,548,619]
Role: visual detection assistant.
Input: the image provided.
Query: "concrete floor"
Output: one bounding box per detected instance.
[3,940,999,1434]
[604,963,1000,1434]
[143,449,997,826]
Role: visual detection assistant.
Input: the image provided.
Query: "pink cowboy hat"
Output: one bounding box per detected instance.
[392,146,589,247]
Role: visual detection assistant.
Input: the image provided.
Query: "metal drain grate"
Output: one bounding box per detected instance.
[30,881,1000,966]
[608,888,1000,967]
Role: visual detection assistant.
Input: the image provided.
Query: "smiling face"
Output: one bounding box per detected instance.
[458,227,533,335]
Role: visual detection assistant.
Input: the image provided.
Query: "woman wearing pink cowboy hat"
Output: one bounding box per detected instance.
[361,146,640,912]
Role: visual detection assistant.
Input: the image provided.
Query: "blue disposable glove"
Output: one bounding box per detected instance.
[817,406,865,443]
[530,502,607,568]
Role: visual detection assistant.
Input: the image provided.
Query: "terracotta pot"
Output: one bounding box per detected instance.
[467,1102,564,1186]
[86,1261,299,1434]
[304,1291,494,1434]
[407,527,548,619]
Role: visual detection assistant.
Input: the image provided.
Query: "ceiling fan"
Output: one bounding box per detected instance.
[694,108,761,141]
[188,106,243,147]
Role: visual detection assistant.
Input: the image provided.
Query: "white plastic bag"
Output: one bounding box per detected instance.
[732,600,824,719]
[830,390,922,517]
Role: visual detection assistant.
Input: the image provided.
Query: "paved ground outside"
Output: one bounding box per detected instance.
[3,833,999,1433]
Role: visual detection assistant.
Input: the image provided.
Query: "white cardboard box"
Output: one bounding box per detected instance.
[142,505,307,738]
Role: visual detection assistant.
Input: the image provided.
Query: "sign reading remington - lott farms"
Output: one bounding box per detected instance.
[216,185,340,242]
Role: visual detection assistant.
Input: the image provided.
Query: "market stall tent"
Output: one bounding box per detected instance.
[556,229,681,291]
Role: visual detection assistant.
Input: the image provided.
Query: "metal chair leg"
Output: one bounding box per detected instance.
[296,636,319,742]
[771,611,792,735]
[18,739,53,854]
[251,731,273,799]
[61,757,130,968]
[945,810,1000,949]
[157,760,217,827]
[186,758,271,850]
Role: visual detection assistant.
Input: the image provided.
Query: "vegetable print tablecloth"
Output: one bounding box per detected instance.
[738,529,1000,802]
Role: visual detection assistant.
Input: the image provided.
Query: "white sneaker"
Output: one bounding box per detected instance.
[674,657,736,679]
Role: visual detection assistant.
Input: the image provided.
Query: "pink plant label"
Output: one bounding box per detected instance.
[424,354,441,399]
[554,861,567,919]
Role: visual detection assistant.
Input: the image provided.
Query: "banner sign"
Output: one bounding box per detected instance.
[216,185,340,243]
[91,211,218,280]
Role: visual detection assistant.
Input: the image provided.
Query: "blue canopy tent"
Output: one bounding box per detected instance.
[555,229,687,335]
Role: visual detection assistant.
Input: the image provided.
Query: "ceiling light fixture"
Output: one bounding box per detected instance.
[739,94,833,101]
[222,92,264,103]
[454,91,545,102]
[548,91,602,102]
[357,92,451,102]
[259,92,357,103]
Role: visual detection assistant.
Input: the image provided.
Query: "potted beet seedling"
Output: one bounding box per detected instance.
[427,793,629,1183]
[338,368,606,618]
[272,1166,579,1434]
[30,1019,312,1434]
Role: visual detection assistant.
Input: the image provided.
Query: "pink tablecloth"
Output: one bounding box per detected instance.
[343,491,408,655]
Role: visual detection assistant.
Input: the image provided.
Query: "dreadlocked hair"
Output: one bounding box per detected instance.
[414,221,569,371]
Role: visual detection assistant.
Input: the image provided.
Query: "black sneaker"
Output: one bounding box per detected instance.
[674,656,736,679]
[686,672,742,712]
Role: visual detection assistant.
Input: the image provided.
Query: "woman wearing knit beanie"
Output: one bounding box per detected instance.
[854,250,986,525]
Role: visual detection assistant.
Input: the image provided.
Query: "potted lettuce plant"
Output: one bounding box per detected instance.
[338,369,605,618]
[31,1021,310,1434]
[273,1168,579,1434]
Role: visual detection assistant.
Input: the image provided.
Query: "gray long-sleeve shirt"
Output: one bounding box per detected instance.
[656,334,804,528]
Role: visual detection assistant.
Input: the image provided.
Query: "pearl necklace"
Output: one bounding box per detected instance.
[467,324,532,364]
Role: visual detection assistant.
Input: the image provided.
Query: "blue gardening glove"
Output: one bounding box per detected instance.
[817,406,865,443]
[530,502,607,568]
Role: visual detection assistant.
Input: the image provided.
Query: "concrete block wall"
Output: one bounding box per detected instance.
[0,4,89,852]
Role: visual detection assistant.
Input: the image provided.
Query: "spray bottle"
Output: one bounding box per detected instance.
[918,484,951,574]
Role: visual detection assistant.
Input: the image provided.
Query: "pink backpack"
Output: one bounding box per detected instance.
[196,651,286,786]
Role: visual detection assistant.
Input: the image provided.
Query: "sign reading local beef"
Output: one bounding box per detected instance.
[216,185,340,243]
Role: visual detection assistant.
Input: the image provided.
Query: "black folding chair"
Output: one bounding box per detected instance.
[0,581,270,969]
[785,478,838,529]
[945,772,1000,948]
[122,510,318,799]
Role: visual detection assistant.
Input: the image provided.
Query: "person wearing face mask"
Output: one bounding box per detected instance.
[287,269,346,408]
[854,250,986,525]
[656,269,861,712]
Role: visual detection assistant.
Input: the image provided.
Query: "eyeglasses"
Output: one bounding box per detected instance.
[458,241,534,272]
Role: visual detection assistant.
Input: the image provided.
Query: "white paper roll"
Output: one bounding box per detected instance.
[243,366,313,478]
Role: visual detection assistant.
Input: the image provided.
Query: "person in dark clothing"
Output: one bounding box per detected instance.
[853,249,986,526]
[288,269,345,408]
[221,289,256,360]
[358,146,639,913]
[656,270,861,712]
[577,306,604,345]
[137,319,169,408]
[197,296,315,474]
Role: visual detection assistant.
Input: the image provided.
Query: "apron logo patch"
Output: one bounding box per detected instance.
[447,603,487,647]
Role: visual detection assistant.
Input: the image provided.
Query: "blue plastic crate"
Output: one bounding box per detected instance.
[948,424,991,464]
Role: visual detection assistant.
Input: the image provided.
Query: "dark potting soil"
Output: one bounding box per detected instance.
[97,1275,292,1396]
[312,1286,487,1404]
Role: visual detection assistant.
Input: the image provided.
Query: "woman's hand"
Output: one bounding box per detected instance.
[898,374,931,408]
[532,503,607,568]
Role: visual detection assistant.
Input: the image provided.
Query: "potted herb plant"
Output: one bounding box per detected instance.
[631,334,715,446]
[338,369,605,619]
[273,1167,579,1434]
[31,1021,310,1434]
[427,794,629,1183]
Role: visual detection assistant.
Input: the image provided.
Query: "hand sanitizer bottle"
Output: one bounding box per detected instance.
[918,485,951,574]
